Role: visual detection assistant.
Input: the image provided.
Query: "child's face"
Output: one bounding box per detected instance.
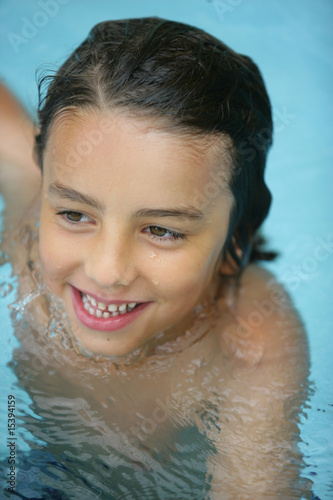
[39,109,233,357]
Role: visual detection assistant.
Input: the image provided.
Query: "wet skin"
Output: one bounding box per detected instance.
[0,84,312,498]
[39,109,234,357]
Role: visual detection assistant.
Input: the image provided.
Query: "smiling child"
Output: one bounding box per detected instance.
[0,17,311,499]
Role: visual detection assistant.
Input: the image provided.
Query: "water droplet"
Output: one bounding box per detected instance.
[46,318,56,338]
[150,252,157,259]
[0,282,13,298]
[152,280,159,286]
[60,336,71,349]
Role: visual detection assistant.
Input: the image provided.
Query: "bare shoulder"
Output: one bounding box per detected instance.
[218,263,309,381]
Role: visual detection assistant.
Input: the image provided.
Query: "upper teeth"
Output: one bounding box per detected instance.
[82,294,138,318]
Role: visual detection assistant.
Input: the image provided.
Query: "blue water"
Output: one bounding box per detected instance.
[0,0,332,498]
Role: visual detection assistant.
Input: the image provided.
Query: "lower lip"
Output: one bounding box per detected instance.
[70,287,151,332]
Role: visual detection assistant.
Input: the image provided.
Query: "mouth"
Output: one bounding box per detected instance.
[70,286,152,332]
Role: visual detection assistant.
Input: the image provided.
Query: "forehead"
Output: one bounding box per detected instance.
[44,108,233,207]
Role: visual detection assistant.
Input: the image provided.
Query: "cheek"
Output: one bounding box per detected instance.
[150,249,217,300]
[157,230,226,301]
[39,219,74,290]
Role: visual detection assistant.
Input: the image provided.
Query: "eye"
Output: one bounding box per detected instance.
[145,225,186,242]
[150,226,168,237]
[57,210,93,225]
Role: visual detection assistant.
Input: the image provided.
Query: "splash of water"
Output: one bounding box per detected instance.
[8,280,45,318]
[8,273,73,350]
[46,294,72,348]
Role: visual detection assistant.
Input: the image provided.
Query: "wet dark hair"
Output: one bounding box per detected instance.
[35,17,277,274]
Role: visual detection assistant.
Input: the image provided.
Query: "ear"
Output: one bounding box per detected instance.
[219,237,243,276]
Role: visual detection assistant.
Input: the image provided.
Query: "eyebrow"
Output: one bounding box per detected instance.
[48,183,105,212]
[134,208,204,221]
[48,182,204,221]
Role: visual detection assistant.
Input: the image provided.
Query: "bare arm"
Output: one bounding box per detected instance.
[0,82,41,226]
[208,267,312,498]
[0,81,38,172]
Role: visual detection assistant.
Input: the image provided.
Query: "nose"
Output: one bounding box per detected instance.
[84,227,137,289]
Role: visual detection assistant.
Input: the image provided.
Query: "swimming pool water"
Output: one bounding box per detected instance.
[0,1,332,498]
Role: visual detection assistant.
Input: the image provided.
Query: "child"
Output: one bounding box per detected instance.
[0,17,311,499]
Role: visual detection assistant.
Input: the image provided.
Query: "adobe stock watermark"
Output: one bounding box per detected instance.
[222,282,289,358]
[52,115,115,174]
[280,234,333,291]
[222,233,333,356]
[125,376,223,445]
[273,106,296,133]
[127,397,173,444]
[208,0,244,22]
[7,0,70,54]
[192,105,296,211]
